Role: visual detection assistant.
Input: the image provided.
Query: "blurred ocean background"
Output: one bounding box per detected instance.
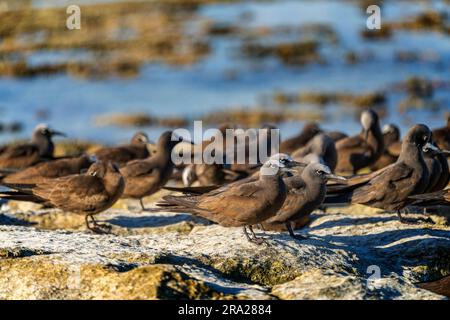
[0,0,449,144]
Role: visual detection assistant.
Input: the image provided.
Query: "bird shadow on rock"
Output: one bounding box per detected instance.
[308,216,399,231]
[315,227,450,249]
[0,213,35,227]
[310,228,450,279]
[267,233,348,258]
[105,213,210,229]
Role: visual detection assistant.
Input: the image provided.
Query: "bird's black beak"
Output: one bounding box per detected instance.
[325,173,347,184]
[422,142,441,153]
[50,129,67,137]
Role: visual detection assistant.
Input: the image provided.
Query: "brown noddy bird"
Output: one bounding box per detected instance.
[422,142,449,193]
[335,109,384,174]
[228,124,279,175]
[291,133,337,172]
[166,153,305,194]
[423,144,442,193]
[157,154,304,244]
[261,163,346,239]
[182,163,225,187]
[370,124,401,171]
[0,124,66,170]
[119,131,187,210]
[94,132,151,166]
[1,154,94,185]
[280,122,322,154]
[432,115,450,151]
[0,161,124,233]
[181,163,243,187]
[181,123,245,187]
[325,124,437,223]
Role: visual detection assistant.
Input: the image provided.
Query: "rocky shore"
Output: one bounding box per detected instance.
[0,196,449,300]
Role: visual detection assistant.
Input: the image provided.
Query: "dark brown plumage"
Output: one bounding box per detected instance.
[261,163,346,239]
[228,124,279,175]
[370,124,401,171]
[423,144,442,193]
[120,131,185,210]
[181,123,246,187]
[0,161,124,233]
[94,132,150,166]
[1,154,94,185]
[182,163,243,187]
[432,152,449,192]
[335,109,384,174]
[0,124,65,170]
[157,154,303,244]
[182,163,225,187]
[291,133,337,172]
[326,124,434,222]
[422,142,449,193]
[432,115,450,151]
[280,122,322,154]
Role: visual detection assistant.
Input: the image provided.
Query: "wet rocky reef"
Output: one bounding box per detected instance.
[0,197,449,299]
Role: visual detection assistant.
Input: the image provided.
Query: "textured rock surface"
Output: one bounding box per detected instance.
[0,196,449,300]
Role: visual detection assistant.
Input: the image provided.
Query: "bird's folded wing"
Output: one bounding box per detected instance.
[34,175,108,212]
[351,162,413,203]
[327,163,394,193]
[120,160,155,177]
[197,182,265,219]
[163,185,220,195]
[0,144,38,159]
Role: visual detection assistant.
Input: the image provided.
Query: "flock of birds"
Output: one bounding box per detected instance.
[0,111,449,244]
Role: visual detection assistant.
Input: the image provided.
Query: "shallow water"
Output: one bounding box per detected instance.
[0,0,449,144]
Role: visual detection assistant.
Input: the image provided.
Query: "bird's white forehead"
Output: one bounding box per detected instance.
[269,153,292,161]
[361,110,374,129]
[382,124,394,133]
[35,123,50,130]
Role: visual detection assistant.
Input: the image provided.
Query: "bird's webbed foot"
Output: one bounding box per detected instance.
[85,215,112,234]
[243,226,268,245]
[397,210,433,225]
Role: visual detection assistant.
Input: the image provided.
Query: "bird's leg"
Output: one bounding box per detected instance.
[86,214,111,234]
[139,198,146,211]
[286,222,307,240]
[85,215,94,231]
[248,225,266,245]
[397,209,421,225]
[419,208,435,224]
[258,224,266,231]
[397,210,410,224]
[243,226,254,242]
